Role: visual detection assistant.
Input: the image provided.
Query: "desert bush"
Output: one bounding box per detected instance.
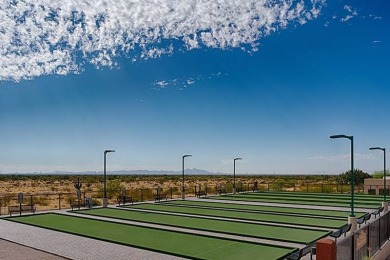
[33,196,50,206]
[96,179,125,199]
[92,198,101,206]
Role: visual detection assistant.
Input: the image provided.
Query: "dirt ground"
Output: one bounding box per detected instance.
[0,176,262,213]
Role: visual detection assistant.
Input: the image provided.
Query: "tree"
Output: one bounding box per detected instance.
[372,170,390,179]
[337,169,372,185]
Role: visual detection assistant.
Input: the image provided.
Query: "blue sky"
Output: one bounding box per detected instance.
[0,0,389,174]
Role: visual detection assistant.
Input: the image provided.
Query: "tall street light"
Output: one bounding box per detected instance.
[233,158,242,194]
[182,154,192,200]
[103,149,115,207]
[330,134,357,231]
[369,147,387,210]
[330,135,355,217]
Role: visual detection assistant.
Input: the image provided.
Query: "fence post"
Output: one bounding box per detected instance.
[205,184,208,195]
[30,195,33,212]
[170,187,173,199]
[379,217,381,249]
[59,194,61,210]
[267,183,270,191]
[367,223,370,257]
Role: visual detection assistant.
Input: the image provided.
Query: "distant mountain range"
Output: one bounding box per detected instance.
[1,168,229,175]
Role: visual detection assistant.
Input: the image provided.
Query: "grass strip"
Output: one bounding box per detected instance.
[9,213,294,260]
[206,194,380,209]
[161,200,367,220]
[243,191,384,203]
[127,203,346,229]
[163,200,366,219]
[75,208,330,244]
[222,193,382,207]
[250,191,384,202]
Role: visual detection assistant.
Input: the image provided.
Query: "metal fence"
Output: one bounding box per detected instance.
[257,183,364,193]
[336,211,390,260]
[0,182,244,215]
[0,180,366,216]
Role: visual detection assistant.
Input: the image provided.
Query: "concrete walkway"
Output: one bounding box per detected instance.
[0,214,186,260]
[0,238,67,260]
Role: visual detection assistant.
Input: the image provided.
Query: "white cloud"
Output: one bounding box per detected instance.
[153,71,225,90]
[341,15,353,23]
[0,0,325,82]
[369,14,382,20]
[154,80,170,89]
[340,5,358,22]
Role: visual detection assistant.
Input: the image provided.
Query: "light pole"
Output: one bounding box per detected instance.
[103,149,115,207]
[330,135,354,216]
[330,134,357,231]
[182,154,192,199]
[369,147,387,210]
[233,158,242,194]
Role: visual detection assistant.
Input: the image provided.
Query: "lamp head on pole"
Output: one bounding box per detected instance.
[183,154,192,159]
[234,157,242,161]
[330,134,352,140]
[104,150,115,154]
[369,147,385,152]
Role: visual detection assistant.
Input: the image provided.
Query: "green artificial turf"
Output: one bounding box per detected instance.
[207,193,381,209]
[10,213,294,260]
[251,191,384,202]
[74,208,330,244]
[162,200,366,218]
[243,191,384,204]
[126,203,346,229]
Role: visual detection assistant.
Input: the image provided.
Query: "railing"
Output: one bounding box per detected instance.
[0,181,367,216]
[336,211,390,260]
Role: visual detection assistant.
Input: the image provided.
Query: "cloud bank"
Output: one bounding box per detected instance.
[1,0,325,82]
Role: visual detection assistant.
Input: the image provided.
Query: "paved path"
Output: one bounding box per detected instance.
[0,215,186,260]
[0,238,67,260]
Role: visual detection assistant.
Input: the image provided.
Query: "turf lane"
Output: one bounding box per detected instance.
[126,203,346,228]
[207,194,380,209]
[241,191,384,204]
[162,200,365,219]
[9,213,294,260]
[249,191,384,202]
[74,208,330,244]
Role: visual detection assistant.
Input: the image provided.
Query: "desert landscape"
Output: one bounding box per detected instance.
[0,174,353,215]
